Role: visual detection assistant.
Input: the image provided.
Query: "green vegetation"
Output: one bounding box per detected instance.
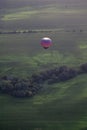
[2,10,37,21]
[0,0,87,130]
[2,7,86,21]
[1,74,87,130]
[0,31,87,129]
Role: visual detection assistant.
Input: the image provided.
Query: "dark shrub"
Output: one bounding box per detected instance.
[12,90,26,97]
[0,80,14,93]
[48,77,59,84]
[80,63,87,73]
[14,81,29,90]
[58,66,68,73]
[25,90,33,97]
[67,68,78,78]
[58,68,77,81]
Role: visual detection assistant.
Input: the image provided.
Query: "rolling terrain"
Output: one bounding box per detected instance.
[0,0,87,31]
[0,0,87,130]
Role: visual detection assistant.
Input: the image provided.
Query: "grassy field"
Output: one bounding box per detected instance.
[0,31,87,77]
[1,74,87,130]
[0,0,87,130]
[0,31,87,130]
[0,0,87,31]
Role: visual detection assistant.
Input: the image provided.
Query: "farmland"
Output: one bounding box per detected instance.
[0,0,87,130]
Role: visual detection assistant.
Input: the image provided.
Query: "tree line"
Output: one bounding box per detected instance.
[0,30,54,35]
[0,29,85,35]
[0,63,87,98]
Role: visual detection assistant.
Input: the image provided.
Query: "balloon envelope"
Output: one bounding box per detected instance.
[41,37,52,49]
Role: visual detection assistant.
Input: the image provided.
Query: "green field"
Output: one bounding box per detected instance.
[0,0,87,130]
[0,31,87,77]
[1,74,87,130]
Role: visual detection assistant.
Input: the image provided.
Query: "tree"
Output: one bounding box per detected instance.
[12,90,26,97]
[0,80,14,93]
[58,66,68,74]
[26,90,33,97]
[80,63,87,73]
[58,68,77,81]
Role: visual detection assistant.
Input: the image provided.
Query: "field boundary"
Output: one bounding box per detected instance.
[0,28,87,35]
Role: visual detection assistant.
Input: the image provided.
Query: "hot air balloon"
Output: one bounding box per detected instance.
[41,37,52,49]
